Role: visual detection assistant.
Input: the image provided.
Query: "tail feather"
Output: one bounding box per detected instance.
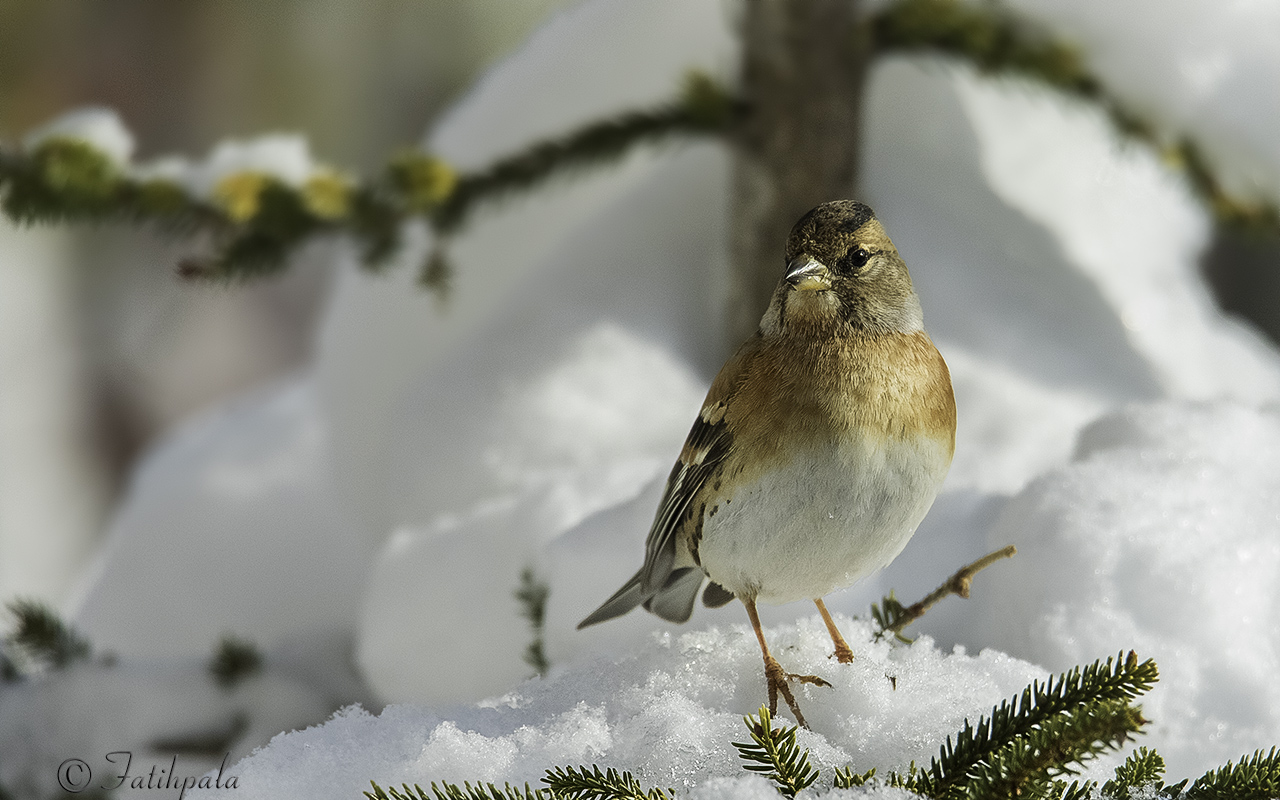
[642,567,703,623]
[579,566,707,628]
[578,568,646,629]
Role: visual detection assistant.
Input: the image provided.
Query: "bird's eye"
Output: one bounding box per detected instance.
[842,246,871,272]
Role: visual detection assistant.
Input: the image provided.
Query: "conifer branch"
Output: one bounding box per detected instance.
[869,0,1280,238]
[515,567,550,677]
[208,633,263,688]
[367,780,548,800]
[432,72,743,234]
[541,766,672,800]
[1101,746,1165,797]
[2,598,92,674]
[963,700,1145,799]
[732,707,818,798]
[1182,747,1280,800]
[0,72,742,286]
[906,651,1157,797]
[1042,780,1096,800]
[831,765,876,789]
[872,545,1016,641]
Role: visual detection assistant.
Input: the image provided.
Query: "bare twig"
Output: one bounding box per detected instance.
[887,545,1017,635]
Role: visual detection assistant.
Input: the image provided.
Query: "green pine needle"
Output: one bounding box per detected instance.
[542,766,672,800]
[732,707,818,799]
[963,699,1145,799]
[907,651,1157,797]
[0,72,741,283]
[430,77,742,234]
[3,598,92,673]
[870,590,915,644]
[515,567,551,677]
[831,765,877,789]
[1102,746,1166,796]
[367,780,547,800]
[1181,747,1280,800]
[209,633,263,688]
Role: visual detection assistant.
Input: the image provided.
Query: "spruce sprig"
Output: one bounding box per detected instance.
[366,781,547,800]
[515,567,551,677]
[2,598,92,674]
[542,766,673,800]
[1101,746,1165,796]
[732,707,818,798]
[907,651,1157,797]
[831,765,876,789]
[870,591,915,644]
[961,700,1145,800]
[208,633,263,688]
[1181,747,1280,800]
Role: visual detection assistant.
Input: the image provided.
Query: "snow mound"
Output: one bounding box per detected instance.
[967,401,1280,776]
[197,616,1047,800]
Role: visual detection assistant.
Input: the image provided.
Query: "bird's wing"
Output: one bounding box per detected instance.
[639,335,763,594]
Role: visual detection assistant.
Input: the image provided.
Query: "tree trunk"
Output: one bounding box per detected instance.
[723,0,871,350]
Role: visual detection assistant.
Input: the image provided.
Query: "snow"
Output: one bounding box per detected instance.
[0,220,107,605]
[0,654,342,800]
[965,401,1280,777]
[22,107,135,165]
[183,134,317,198]
[69,378,372,659]
[195,617,1049,800]
[5,0,1280,795]
[1004,0,1280,200]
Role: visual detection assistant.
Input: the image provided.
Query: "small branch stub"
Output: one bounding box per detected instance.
[875,544,1017,640]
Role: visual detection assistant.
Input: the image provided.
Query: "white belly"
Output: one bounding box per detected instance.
[696,436,950,605]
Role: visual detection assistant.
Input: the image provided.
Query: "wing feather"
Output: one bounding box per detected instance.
[637,334,763,595]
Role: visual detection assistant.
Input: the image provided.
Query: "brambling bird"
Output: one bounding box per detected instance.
[579,200,955,727]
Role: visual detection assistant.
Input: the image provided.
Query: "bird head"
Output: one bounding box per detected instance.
[762,200,924,337]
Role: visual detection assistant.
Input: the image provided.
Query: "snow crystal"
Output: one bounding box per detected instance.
[22,107,135,165]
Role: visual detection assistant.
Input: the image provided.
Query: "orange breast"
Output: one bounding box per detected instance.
[719,330,955,485]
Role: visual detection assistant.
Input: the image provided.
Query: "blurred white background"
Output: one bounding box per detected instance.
[0,0,574,606]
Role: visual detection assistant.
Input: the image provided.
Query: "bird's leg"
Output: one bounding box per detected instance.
[814,598,855,663]
[742,599,830,729]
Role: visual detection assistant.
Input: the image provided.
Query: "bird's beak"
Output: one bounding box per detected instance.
[785,255,832,291]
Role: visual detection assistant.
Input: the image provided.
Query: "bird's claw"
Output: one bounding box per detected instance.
[829,644,855,664]
[764,658,831,728]
[787,672,832,687]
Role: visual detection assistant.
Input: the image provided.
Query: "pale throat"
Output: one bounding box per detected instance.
[764,288,924,336]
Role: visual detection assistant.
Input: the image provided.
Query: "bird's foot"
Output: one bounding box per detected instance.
[764,657,831,728]
[830,642,855,664]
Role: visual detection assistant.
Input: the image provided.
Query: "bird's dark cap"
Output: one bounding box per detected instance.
[784,201,877,264]
[790,200,876,239]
